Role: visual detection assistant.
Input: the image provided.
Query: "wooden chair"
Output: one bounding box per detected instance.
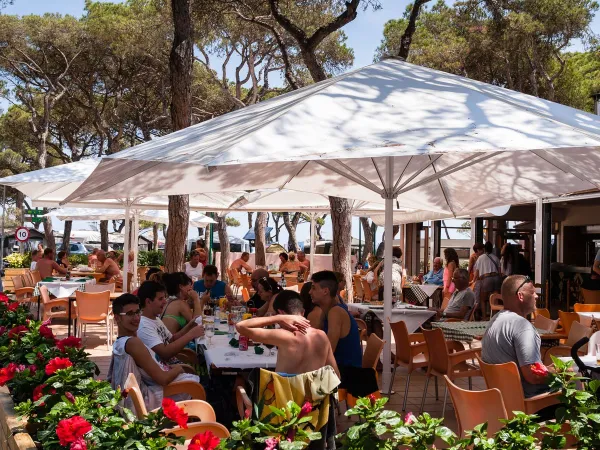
[30,270,42,285]
[229,269,243,297]
[558,310,579,336]
[39,285,75,324]
[241,287,250,302]
[165,422,230,440]
[489,293,504,316]
[534,308,551,319]
[420,328,481,416]
[74,291,112,348]
[353,275,364,301]
[22,271,35,287]
[240,273,252,290]
[361,279,378,302]
[85,283,116,293]
[574,302,600,313]
[363,333,385,374]
[389,320,429,411]
[444,375,507,437]
[533,314,559,332]
[13,275,34,305]
[543,320,593,365]
[235,386,252,419]
[477,357,560,419]
[355,318,368,349]
[581,288,600,305]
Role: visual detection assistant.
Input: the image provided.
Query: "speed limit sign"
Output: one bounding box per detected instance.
[15,227,29,242]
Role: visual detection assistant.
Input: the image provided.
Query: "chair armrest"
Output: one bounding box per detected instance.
[46,298,71,307]
[524,391,561,415]
[409,332,425,343]
[15,287,34,295]
[448,348,481,366]
[176,349,199,366]
[409,341,428,354]
[164,381,206,400]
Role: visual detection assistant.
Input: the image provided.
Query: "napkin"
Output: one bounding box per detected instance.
[229,338,239,348]
[215,330,228,336]
[254,346,264,355]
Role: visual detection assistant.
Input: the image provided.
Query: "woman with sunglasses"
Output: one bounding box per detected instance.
[256,276,283,316]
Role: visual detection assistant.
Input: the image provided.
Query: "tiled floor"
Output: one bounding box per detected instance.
[50,321,487,436]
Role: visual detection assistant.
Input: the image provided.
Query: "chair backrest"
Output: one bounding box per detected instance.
[422,328,450,375]
[176,400,216,422]
[574,302,600,312]
[355,318,368,342]
[165,422,230,439]
[362,333,384,370]
[30,270,42,284]
[241,287,250,302]
[240,273,252,289]
[85,283,116,293]
[39,285,52,305]
[533,314,559,332]
[587,331,600,356]
[22,271,34,287]
[444,375,507,437]
[477,357,526,417]
[235,386,252,419]
[75,290,111,321]
[489,293,503,307]
[558,310,579,336]
[390,320,416,365]
[361,279,373,302]
[11,275,24,290]
[137,266,149,280]
[124,372,149,418]
[468,300,479,321]
[565,320,593,348]
[353,275,364,300]
[581,288,600,305]
[535,308,550,319]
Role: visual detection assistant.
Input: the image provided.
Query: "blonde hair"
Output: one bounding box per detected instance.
[288,252,297,261]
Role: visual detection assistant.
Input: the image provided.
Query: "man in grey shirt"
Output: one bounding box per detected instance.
[481,275,550,398]
[439,268,475,320]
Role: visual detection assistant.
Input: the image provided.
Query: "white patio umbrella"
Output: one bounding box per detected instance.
[54,59,600,391]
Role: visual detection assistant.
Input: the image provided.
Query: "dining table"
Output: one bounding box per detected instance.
[347,302,436,333]
[69,270,106,283]
[577,312,599,328]
[402,283,442,308]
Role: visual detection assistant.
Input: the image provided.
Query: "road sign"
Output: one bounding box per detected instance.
[15,227,30,242]
[25,208,43,215]
[25,216,46,224]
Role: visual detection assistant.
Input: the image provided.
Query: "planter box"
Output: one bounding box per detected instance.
[2,269,29,293]
[0,387,36,450]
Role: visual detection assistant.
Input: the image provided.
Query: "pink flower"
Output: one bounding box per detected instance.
[65,392,76,404]
[0,326,6,335]
[368,394,377,405]
[405,412,416,425]
[298,401,312,419]
[265,437,279,450]
[531,362,548,377]
[244,408,251,419]
[42,318,51,326]
[15,364,25,372]
[28,365,37,374]
[70,437,87,450]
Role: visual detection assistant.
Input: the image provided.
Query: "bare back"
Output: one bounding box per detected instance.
[275,328,336,375]
[36,259,56,279]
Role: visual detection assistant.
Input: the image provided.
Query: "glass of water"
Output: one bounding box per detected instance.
[204,317,215,347]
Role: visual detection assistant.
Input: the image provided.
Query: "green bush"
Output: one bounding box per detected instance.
[68,254,88,267]
[4,252,32,268]
[138,250,164,267]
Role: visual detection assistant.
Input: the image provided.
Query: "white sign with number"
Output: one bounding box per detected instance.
[15,227,29,242]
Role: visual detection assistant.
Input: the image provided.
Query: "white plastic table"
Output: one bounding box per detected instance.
[347,303,436,333]
[577,312,599,328]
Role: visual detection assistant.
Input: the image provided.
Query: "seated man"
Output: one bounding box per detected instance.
[36,248,68,279]
[137,281,205,364]
[230,252,253,273]
[193,264,234,305]
[310,270,362,368]
[434,268,475,320]
[423,257,444,285]
[30,249,40,271]
[108,293,199,411]
[236,290,339,376]
[297,251,310,274]
[246,268,269,309]
[96,250,122,282]
[482,275,551,399]
[88,248,99,267]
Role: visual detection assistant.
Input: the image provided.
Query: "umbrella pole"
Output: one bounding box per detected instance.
[132,211,139,289]
[0,185,5,288]
[381,157,394,395]
[310,213,315,279]
[358,217,362,266]
[123,203,131,293]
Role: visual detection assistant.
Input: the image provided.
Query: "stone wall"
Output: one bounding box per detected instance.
[0,387,36,450]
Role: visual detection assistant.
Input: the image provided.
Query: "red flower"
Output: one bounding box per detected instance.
[0,326,6,336]
[162,398,188,429]
[45,357,73,375]
[7,302,19,311]
[65,392,76,404]
[244,408,251,419]
[0,293,9,303]
[56,337,82,352]
[36,352,44,361]
[405,412,416,425]
[69,437,87,450]
[188,430,220,450]
[0,363,17,386]
[28,365,37,374]
[56,416,92,446]
[39,325,55,342]
[33,384,46,402]
[298,401,312,419]
[368,394,377,405]
[531,362,548,377]
[7,325,28,339]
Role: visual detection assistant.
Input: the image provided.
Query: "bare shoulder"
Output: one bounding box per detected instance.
[308,328,330,343]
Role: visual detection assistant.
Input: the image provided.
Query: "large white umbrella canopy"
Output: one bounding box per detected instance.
[62,58,600,392]
[44,208,216,227]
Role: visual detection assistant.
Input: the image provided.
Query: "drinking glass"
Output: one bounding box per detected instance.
[596,344,600,365]
[204,320,215,348]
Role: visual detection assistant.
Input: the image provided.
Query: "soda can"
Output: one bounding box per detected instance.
[239,335,249,351]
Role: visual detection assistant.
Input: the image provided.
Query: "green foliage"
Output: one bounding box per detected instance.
[4,252,31,268]
[138,250,165,267]
[68,254,89,267]
[225,217,241,228]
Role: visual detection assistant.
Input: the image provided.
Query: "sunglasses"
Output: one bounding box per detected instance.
[258,277,272,292]
[119,309,142,317]
[515,276,532,295]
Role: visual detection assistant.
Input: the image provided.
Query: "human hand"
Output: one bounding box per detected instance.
[170,364,184,376]
[188,323,205,339]
[277,315,311,334]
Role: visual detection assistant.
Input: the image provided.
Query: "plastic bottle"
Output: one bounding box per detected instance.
[281,273,287,288]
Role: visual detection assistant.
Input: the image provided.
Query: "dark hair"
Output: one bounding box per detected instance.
[203,264,219,277]
[258,277,283,295]
[473,243,484,252]
[190,250,199,258]
[31,250,39,257]
[146,267,162,281]
[484,241,494,254]
[137,281,166,307]
[57,251,67,260]
[241,252,250,258]
[311,270,338,298]
[443,247,459,267]
[300,282,314,316]
[501,243,514,272]
[393,247,402,259]
[113,293,140,315]
[279,252,289,262]
[43,248,53,257]
[273,290,304,314]
[162,272,192,296]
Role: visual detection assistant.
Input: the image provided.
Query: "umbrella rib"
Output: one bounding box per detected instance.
[322,159,384,195]
[530,150,600,189]
[392,156,413,193]
[429,155,456,217]
[394,155,444,192]
[371,158,386,193]
[278,161,311,191]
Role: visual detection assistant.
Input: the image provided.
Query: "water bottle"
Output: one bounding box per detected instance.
[214,306,220,324]
[281,273,286,288]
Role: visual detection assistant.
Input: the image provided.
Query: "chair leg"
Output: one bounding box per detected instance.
[434,375,439,401]
[442,385,449,417]
[420,375,430,414]
[402,372,412,411]
[388,364,398,396]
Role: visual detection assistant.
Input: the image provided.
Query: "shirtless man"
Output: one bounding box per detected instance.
[297,251,310,274]
[230,252,253,273]
[96,250,121,282]
[236,290,339,376]
[36,248,68,279]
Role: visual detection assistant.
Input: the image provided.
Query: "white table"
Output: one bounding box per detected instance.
[347,303,436,333]
[34,278,96,298]
[577,312,599,328]
[197,326,278,371]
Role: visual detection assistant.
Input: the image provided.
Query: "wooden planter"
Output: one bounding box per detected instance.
[2,269,29,293]
[0,387,36,450]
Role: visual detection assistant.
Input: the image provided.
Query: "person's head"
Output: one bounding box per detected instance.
[392,247,402,259]
[163,272,193,298]
[279,252,289,264]
[37,243,44,251]
[43,248,54,259]
[333,272,345,294]
[189,250,200,264]
[202,265,219,289]
[297,251,306,262]
[148,271,164,283]
[137,280,167,316]
[443,247,459,267]
[241,252,250,262]
[197,249,208,262]
[273,290,304,316]
[113,294,141,333]
[501,243,514,262]
[57,250,67,261]
[146,267,163,281]
[452,268,469,291]
[300,282,314,315]
[473,243,484,255]
[367,255,378,269]
[501,275,537,316]
[310,271,338,307]
[97,250,107,263]
[196,239,205,249]
[92,248,99,256]
[484,241,494,254]
[432,257,442,271]
[289,252,296,262]
[31,249,39,260]
[250,268,269,291]
[257,276,282,302]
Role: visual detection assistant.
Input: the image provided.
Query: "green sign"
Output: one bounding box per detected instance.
[25,208,43,215]
[31,217,46,224]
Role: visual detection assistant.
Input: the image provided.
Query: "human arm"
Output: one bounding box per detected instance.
[148,323,204,362]
[307,307,323,329]
[325,307,348,353]
[52,261,68,275]
[594,259,600,277]
[235,315,310,346]
[515,325,548,386]
[125,337,184,386]
[325,342,340,377]
[186,291,203,319]
[441,305,471,320]
[242,261,253,272]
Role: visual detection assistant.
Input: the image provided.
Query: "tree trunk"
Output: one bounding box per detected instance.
[100,220,109,251]
[329,197,353,301]
[247,212,253,230]
[166,0,193,272]
[217,214,229,282]
[360,217,374,263]
[153,223,159,251]
[43,219,56,251]
[204,223,210,251]
[254,212,267,267]
[316,214,327,240]
[15,192,24,226]
[61,220,73,251]
[283,212,300,252]
[398,0,432,59]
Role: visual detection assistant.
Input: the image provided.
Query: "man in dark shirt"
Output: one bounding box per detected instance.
[247,268,269,309]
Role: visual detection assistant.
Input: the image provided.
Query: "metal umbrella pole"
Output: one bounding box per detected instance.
[0,185,5,291]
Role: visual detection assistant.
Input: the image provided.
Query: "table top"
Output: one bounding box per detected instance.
[197,323,278,370]
[348,303,432,313]
[405,283,442,297]
[432,320,565,342]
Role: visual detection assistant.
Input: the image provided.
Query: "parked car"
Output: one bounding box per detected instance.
[68,242,89,255]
